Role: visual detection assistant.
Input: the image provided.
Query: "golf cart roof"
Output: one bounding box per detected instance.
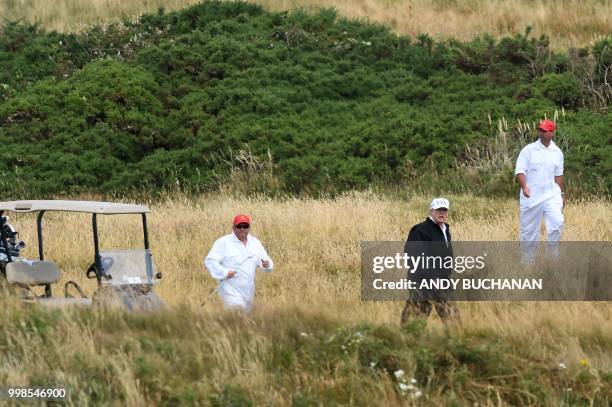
[0,200,149,214]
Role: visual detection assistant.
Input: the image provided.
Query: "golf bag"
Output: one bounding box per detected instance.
[0,213,25,275]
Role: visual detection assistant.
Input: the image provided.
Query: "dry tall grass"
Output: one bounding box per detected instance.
[1,193,610,404]
[8,194,612,369]
[1,0,610,48]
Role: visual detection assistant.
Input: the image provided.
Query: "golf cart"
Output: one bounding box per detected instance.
[0,200,164,311]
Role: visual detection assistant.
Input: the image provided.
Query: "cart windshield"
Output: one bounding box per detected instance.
[99,249,159,285]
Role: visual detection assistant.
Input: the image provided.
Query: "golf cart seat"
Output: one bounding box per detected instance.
[5,260,60,286]
[5,260,92,306]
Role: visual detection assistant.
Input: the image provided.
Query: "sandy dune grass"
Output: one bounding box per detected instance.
[1,0,610,48]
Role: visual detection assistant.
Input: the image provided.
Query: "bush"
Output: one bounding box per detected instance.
[0,1,609,198]
[534,73,582,108]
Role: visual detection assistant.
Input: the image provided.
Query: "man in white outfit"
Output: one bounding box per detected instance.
[515,119,565,261]
[204,214,273,312]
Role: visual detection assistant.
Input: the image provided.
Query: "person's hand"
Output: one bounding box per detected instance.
[226,270,236,279]
[522,185,531,198]
[261,259,270,268]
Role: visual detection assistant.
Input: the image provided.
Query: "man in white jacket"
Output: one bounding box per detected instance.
[515,119,565,261]
[204,214,273,312]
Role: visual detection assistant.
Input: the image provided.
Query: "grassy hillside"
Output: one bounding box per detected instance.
[0,1,610,197]
[1,0,611,49]
[1,194,611,404]
[1,2,610,404]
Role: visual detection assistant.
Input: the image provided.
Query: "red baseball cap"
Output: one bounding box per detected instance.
[233,214,251,225]
[539,119,556,132]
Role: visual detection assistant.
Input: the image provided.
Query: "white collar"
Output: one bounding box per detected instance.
[537,139,558,151]
[231,232,248,244]
[428,216,446,230]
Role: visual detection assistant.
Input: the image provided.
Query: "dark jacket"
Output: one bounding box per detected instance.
[404,218,454,286]
[406,217,452,246]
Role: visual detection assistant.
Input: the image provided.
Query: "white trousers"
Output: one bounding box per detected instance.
[520,196,564,241]
[520,195,564,262]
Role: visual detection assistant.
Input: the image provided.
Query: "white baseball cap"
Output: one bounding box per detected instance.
[430,198,450,210]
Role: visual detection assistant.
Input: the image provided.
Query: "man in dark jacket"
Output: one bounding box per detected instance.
[400,198,459,324]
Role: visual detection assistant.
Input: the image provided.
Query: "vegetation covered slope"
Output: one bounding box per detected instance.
[0,1,610,197]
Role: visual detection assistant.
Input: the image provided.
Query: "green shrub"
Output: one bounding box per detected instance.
[534,73,582,108]
[0,1,609,198]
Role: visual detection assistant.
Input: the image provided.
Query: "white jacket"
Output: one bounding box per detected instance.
[204,233,273,311]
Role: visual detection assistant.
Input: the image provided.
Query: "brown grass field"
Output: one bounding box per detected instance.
[13,193,612,311]
[1,0,611,49]
[1,193,610,404]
